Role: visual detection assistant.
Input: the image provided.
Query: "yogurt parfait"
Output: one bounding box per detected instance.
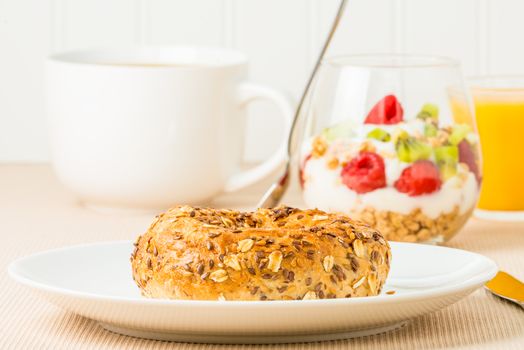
[300,94,481,243]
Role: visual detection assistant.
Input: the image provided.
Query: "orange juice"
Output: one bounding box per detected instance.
[473,89,524,211]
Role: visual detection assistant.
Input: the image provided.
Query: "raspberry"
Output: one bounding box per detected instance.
[341,152,386,194]
[458,140,481,182]
[364,95,404,125]
[394,160,442,196]
[299,154,312,188]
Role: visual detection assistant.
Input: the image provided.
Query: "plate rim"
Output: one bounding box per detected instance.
[8,240,498,308]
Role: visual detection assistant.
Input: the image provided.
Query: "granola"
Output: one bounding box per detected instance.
[350,206,474,243]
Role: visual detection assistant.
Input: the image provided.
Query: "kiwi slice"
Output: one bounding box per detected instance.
[449,124,472,145]
[366,128,391,142]
[434,145,459,180]
[424,123,438,137]
[434,145,459,163]
[417,103,439,121]
[439,163,457,181]
[396,136,432,163]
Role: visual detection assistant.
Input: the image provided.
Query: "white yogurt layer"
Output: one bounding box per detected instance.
[302,157,478,219]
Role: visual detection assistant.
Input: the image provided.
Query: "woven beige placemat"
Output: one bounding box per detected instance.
[1,165,522,349]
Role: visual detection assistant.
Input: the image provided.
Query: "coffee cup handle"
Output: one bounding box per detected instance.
[223,82,294,193]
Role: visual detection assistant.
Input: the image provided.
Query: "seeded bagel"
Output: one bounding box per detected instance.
[131,205,391,301]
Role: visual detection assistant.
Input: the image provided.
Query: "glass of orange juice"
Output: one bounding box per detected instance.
[470,76,524,220]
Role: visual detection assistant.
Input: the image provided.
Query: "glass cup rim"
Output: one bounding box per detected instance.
[324,54,460,69]
[468,75,524,91]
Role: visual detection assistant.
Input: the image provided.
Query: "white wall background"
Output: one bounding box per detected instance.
[0,0,521,163]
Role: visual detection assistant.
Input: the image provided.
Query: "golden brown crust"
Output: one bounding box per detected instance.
[131,205,391,301]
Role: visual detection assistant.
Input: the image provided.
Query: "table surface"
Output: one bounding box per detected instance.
[1,164,523,350]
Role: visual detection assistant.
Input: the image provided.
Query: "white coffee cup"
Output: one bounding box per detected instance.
[46,47,293,211]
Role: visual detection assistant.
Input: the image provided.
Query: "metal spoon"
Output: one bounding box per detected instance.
[485,271,524,309]
[257,0,348,208]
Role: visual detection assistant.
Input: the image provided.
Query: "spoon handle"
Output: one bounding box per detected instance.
[286,0,349,158]
[257,0,348,208]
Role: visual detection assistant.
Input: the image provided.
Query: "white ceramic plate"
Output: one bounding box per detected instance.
[8,241,497,344]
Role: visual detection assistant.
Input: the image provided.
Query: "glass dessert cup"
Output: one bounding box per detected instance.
[299,55,481,244]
